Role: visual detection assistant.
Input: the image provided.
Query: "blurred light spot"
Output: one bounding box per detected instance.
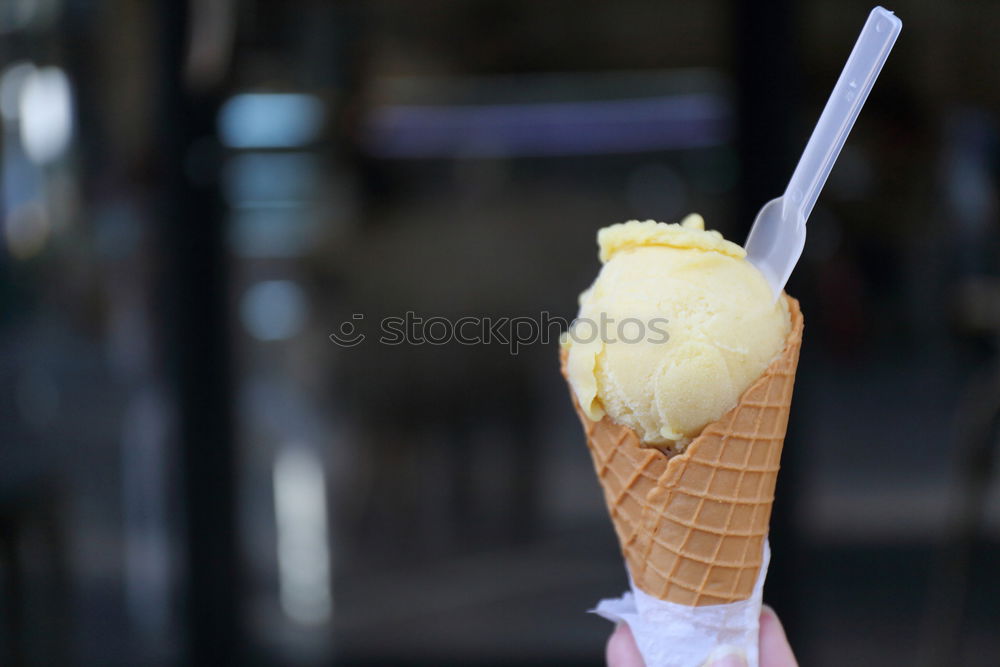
[15,367,58,428]
[240,280,307,341]
[625,162,686,221]
[363,94,731,158]
[19,66,73,164]
[222,153,320,206]
[229,204,319,258]
[274,446,332,625]
[0,61,34,121]
[219,94,324,149]
[5,200,49,258]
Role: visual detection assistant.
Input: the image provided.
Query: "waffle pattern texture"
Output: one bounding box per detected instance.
[562,296,803,606]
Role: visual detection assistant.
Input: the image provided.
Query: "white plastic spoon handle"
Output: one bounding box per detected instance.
[781,6,902,225]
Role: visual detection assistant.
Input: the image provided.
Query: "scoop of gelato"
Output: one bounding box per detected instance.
[563,214,791,448]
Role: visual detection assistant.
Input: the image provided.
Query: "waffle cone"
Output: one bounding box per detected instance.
[562,295,803,606]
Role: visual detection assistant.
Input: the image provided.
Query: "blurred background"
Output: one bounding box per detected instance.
[1,0,999,665]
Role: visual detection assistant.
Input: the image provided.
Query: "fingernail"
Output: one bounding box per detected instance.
[704,645,748,667]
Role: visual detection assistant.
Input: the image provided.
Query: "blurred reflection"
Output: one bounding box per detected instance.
[18,66,73,165]
[273,446,332,626]
[240,280,308,342]
[219,94,324,150]
[223,153,321,206]
[228,204,323,259]
[363,72,731,159]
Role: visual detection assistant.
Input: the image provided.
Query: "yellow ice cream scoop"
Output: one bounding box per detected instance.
[562,214,791,449]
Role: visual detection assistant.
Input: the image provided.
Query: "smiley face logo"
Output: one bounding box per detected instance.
[329,314,365,347]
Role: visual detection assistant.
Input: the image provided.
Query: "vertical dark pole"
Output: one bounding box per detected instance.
[0,518,25,666]
[154,2,241,665]
[734,1,797,229]
[733,0,802,644]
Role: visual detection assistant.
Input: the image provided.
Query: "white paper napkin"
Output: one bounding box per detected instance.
[592,540,770,667]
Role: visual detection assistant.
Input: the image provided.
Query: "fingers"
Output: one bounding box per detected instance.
[759,605,799,667]
[605,606,798,667]
[606,623,645,667]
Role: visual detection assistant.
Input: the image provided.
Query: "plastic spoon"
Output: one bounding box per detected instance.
[745,6,902,299]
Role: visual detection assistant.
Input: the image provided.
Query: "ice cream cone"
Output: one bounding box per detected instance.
[562,295,803,606]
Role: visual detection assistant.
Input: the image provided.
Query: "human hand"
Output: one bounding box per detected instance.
[606,604,798,667]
